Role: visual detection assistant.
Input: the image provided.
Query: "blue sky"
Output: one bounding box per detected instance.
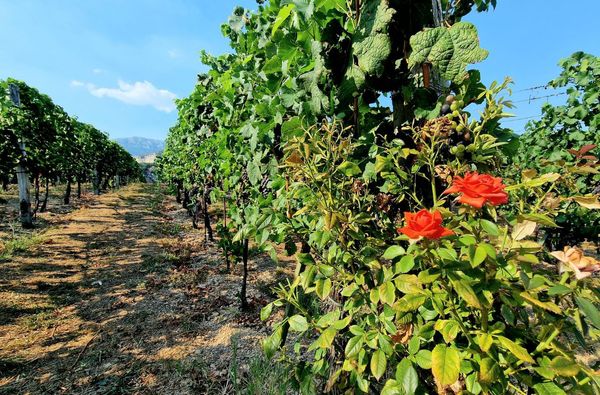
[1,0,598,140]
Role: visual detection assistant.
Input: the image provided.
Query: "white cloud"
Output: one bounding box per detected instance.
[71,79,177,113]
[92,68,105,74]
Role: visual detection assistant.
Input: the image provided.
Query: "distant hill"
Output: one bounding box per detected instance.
[115,137,164,157]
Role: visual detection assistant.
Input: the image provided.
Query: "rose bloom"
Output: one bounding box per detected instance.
[443,172,509,209]
[398,209,454,240]
[550,246,600,280]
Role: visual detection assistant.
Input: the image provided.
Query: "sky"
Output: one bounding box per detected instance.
[0,0,598,141]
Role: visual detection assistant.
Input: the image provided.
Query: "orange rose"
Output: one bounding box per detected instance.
[398,209,454,240]
[550,246,600,279]
[443,172,508,209]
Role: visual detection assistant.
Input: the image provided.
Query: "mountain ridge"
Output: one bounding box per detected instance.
[114,136,165,157]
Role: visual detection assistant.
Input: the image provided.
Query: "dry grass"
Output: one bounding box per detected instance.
[0,183,295,394]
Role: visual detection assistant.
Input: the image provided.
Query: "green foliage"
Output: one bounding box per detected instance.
[157,1,600,393]
[512,52,600,246]
[0,78,141,195]
[408,22,489,83]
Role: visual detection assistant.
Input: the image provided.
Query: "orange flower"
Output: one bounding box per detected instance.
[443,172,508,209]
[550,246,600,280]
[398,209,454,240]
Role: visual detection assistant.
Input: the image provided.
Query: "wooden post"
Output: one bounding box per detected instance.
[93,168,100,195]
[16,142,33,228]
[8,84,32,228]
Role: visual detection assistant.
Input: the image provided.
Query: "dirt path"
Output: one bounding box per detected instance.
[0,184,289,394]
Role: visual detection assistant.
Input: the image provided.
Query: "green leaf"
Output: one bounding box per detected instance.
[575,296,600,329]
[315,278,332,300]
[518,213,559,228]
[478,357,500,384]
[478,333,493,352]
[395,358,418,395]
[370,349,387,380]
[383,245,406,260]
[288,314,309,332]
[353,0,396,77]
[379,281,396,305]
[408,22,488,83]
[397,255,415,273]
[337,160,361,176]
[315,327,336,349]
[316,310,340,328]
[271,4,294,36]
[345,335,363,358]
[533,382,567,395]
[549,356,580,376]
[260,303,273,321]
[469,245,487,267]
[547,284,571,296]
[497,336,534,363]
[480,219,500,236]
[415,349,432,369]
[431,344,460,387]
[449,274,482,309]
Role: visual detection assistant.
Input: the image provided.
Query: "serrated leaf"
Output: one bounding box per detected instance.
[512,220,537,241]
[353,0,395,77]
[573,195,600,209]
[449,274,482,309]
[575,296,600,329]
[478,358,500,384]
[549,356,580,376]
[408,22,488,83]
[415,349,432,369]
[431,344,460,387]
[478,333,493,352]
[497,336,534,363]
[379,281,396,305]
[395,358,418,395]
[337,160,361,176]
[370,349,387,380]
[397,255,415,273]
[288,314,309,332]
[480,219,499,236]
[383,245,406,260]
[470,245,487,267]
[533,382,567,395]
[345,335,363,358]
[260,303,273,321]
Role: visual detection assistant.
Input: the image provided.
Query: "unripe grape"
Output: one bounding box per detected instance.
[456,124,465,133]
[450,102,459,112]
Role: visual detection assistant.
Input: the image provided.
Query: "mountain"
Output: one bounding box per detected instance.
[115,137,165,157]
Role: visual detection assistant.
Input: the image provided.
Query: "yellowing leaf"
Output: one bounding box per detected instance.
[497,336,534,363]
[573,196,600,209]
[449,274,482,309]
[519,291,561,314]
[370,350,387,380]
[549,356,580,376]
[431,344,460,387]
[512,220,537,241]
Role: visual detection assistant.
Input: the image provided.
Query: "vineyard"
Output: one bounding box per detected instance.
[1,0,600,394]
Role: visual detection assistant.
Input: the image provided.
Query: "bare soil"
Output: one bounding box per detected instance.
[0,183,293,394]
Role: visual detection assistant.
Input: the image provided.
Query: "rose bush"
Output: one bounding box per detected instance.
[263,85,600,394]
